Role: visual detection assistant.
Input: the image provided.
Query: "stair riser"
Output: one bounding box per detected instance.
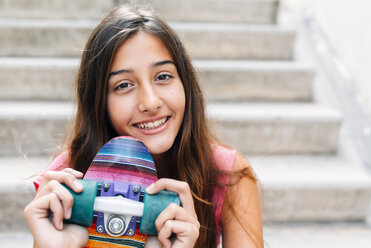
[146,0,279,24]
[0,24,295,60]
[178,28,295,60]
[0,62,77,101]
[0,25,91,58]
[0,0,278,24]
[0,61,313,101]
[0,115,339,156]
[0,183,34,231]
[198,67,313,101]
[211,121,340,154]
[0,0,113,20]
[262,187,371,222]
[0,118,68,156]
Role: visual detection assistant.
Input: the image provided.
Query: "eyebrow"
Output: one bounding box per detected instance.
[109,69,133,78]
[109,60,176,78]
[152,60,175,68]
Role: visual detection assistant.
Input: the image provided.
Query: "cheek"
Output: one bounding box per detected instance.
[107,96,117,123]
[107,95,133,132]
[176,85,186,115]
[168,81,185,107]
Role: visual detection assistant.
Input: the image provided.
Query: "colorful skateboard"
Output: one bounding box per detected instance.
[64,136,180,248]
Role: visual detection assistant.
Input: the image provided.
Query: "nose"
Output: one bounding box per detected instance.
[137,83,163,113]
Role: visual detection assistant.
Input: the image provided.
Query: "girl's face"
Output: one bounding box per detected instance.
[107,31,186,155]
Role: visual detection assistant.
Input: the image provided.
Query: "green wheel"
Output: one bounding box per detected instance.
[140,190,180,235]
[63,179,97,227]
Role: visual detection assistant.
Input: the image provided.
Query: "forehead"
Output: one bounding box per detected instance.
[110,31,173,70]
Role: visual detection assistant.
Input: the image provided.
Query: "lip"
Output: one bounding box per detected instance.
[133,115,169,126]
[132,115,171,135]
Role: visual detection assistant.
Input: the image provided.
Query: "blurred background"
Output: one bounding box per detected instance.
[1,0,371,247]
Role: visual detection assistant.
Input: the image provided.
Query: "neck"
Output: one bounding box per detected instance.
[152,151,173,178]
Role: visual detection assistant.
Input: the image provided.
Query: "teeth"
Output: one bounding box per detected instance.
[137,117,167,130]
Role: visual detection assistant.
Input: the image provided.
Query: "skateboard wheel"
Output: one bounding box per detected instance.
[140,190,180,235]
[63,179,98,227]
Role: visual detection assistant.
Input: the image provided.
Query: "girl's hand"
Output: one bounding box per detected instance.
[146,178,200,248]
[24,168,89,248]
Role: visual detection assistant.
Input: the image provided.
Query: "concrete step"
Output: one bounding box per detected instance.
[3,223,371,248]
[264,222,371,248]
[0,0,113,20]
[2,155,371,233]
[0,57,77,101]
[208,103,342,154]
[3,222,371,248]
[196,60,314,101]
[0,0,279,24]
[250,155,371,222]
[0,156,48,231]
[0,102,71,156]
[0,232,33,248]
[0,19,296,60]
[133,0,279,24]
[0,102,341,156]
[0,57,314,102]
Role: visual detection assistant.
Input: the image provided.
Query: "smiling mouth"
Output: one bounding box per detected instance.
[134,117,169,130]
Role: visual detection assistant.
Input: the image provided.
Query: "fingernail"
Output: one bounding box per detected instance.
[146,183,154,193]
[66,208,72,219]
[74,180,83,191]
[59,221,63,230]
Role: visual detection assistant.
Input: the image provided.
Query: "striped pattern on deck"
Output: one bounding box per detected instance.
[84,136,158,248]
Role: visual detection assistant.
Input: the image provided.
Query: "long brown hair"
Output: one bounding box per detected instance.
[68,5,217,247]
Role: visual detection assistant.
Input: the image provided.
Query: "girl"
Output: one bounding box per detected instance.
[24,5,263,248]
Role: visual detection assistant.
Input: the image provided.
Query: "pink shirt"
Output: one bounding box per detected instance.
[33,151,69,191]
[34,145,236,241]
[211,144,236,238]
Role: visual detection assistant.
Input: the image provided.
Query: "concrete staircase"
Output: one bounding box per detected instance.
[1,0,371,247]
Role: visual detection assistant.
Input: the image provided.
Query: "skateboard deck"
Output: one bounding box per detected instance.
[83,136,158,248]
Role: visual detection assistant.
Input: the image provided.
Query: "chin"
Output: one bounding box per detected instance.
[145,140,173,156]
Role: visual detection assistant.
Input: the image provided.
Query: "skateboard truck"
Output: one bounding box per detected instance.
[63,179,180,236]
[95,180,143,237]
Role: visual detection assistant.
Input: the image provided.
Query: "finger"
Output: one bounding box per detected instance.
[157,220,199,248]
[157,224,172,248]
[27,193,65,231]
[146,179,196,217]
[49,192,65,231]
[61,168,84,178]
[40,171,83,193]
[37,181,74,219]
[155,203,199,233]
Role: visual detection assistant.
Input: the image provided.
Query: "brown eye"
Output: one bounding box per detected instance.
[115,82,133,91]
[156,74,173,81]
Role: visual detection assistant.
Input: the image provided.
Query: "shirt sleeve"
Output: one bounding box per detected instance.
[33,151,69,191]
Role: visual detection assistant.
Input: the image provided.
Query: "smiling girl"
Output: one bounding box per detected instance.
[24,5,263,248]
